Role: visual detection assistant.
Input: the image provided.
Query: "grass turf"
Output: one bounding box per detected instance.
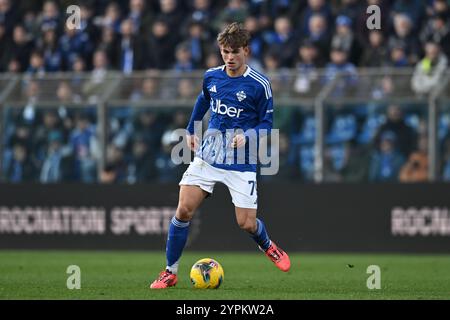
[0,250,449,299]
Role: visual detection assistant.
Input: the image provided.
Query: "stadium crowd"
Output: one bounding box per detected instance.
[1,0,450,183]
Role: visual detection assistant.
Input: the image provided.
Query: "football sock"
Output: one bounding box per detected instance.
[166,216,190,274]
[250,218,271,251]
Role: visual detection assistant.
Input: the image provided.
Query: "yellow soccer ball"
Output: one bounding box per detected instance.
[190,258,224,289]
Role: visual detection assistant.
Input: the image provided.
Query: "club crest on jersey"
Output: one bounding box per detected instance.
[236,90,246,102]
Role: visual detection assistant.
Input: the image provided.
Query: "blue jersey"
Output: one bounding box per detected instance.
[186,65,273,172]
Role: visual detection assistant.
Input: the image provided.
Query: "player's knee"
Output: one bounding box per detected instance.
[176,204,194,221]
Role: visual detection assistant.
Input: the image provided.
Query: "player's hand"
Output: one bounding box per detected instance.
[186,134,200,151]
[232,133,246,148]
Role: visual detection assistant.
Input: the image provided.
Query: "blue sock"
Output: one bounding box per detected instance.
[166,216,190,274]
[250,218,271,251]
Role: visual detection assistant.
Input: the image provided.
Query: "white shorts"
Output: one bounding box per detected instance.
[179,157,258,209]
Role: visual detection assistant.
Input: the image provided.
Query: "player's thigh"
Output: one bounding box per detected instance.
[177,185,208,220]
[224,170,258,210]
[235,206,257,230]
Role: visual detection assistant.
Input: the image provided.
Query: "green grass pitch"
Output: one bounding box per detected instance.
[0,251,449,299]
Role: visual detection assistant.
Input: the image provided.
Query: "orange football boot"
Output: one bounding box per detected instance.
[150,270,178,289]
[263,242,291,272]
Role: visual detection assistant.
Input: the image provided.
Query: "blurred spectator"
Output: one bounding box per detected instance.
[304,13,332,63]
[37,1,61,34]
[243,15,264,62]
[300,0,333,36]
[82,49,112,102]
[177,78,195,100]
[25,50,46,77]
[0,0,18,37]
[115,18,148,73]
[130,77,160,101]
[155,128,187,183]
[420,13,450,59]
[184,20,211,68]
[97,26,118,67]
[127,0,154,36]
[322,47,358,97]
[399,134,428,182]
[133,110,165,152]
[6,142,36,182]
[250,0,304,24]
[339,143,371,182]
[369,130,406,182]
[158,0,185,34]
[103,143,127,183]
[172,42,195,72]
[360,30,388,67]
[33,109,63,164]
[69,55,87,95]
[7,58,21,73]
[263,16,297,67]
[374,104,416,158]
[262,49,289,93]
[126,134,157,183]
[56,81,80,135]
[6,121,32,157]
[331,15,361,65]
[69,112,99,183]
[93,2,122,33]
[204,50,221,69]
[427,0,450,20]
[246,45,264,72]
[40,130,74,183]
[293,39,319,94]
[264,132,301,182]
[371,75,395,100]
[22,10,40,41]
[336,0,363,24]
[189,0,214,26]
[214,0,248,32]
[4,25,34,72]
[58,24,94,71]
[387,44,409,67]
[21,80,40,125]
[0,22,8,71]
[388,13,421,65]
[391,0,425,29]
[147,18,177,69]
[78,4,99,42]
[38,26,62,72]
[411,41,448,96]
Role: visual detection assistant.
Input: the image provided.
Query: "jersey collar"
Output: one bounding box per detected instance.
[243,65,251,77]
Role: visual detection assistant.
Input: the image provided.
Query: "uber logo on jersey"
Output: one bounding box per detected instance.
[211,99,244,118]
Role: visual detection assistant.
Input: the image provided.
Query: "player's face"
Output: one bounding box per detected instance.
[220,45,249,76]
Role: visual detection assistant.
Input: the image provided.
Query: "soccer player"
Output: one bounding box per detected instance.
[150,22,290,289]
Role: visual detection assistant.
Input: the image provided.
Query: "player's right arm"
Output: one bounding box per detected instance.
[186,77,211,151]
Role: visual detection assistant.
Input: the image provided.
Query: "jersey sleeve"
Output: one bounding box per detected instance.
[186,76,211,134]
[247,82,273,139]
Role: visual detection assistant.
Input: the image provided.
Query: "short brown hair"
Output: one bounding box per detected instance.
[217,22,250,49]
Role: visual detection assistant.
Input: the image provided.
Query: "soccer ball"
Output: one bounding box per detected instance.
[190,258,224,289]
